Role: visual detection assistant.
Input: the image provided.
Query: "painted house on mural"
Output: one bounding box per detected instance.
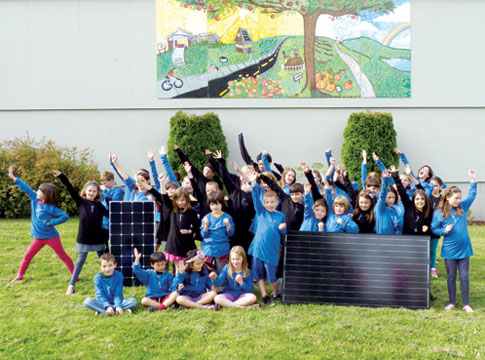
[166,28,194,50]
[235,28,253,54]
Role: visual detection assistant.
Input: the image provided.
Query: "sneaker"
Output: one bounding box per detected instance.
[444,304,455,311]
[65,285,75,295]
[148,307,158,312]
[262,295,275,306]
[94,311,100,316]
[206,304,220,311]
[9,275,23,284]
[271,291,282,300]
[463,305,474,313]
[430,268,438,278]
[125,309,132,314]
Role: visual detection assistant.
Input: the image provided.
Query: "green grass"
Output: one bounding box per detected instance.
[1,219,484,359]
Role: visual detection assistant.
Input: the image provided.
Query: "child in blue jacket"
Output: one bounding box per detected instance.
[210,246,258,308]
[84,253,137,316]
[8,166,74,284]
[323,179,359,233]
[173,250,217,310]
[374,171,403,235]
[133,249,178,312]
[431,169,477,313]
[200,191,235,274]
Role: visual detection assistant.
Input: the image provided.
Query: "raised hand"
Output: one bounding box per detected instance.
[134,248,142,264]
[146,148,155,161]
[382,169,391,178]
[394,148,402,155]
[159,145,167,155]
[205,149,212,156]
[183,161,192,177]
[469,169,477,182]
[158,173,166,183]
[7,166,16,181]
[110,152,118,163]
[405,164,412,176]
[213,150,223,159]
[52,170,62,177]
[362,149,367,160]
[330,157,337,165]
[372,152,379,161]
[173,144,179,150]
[304,182,311,195]
[299,162,310,173]
[248,172,259,184]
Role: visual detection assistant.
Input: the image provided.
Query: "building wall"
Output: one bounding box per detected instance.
[1,0,485,218]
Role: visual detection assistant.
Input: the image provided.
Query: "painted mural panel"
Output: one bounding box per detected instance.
[156,0,410,99]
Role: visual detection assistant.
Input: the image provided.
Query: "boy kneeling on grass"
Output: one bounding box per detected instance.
[132,248,178,312]
[83,253,137,316]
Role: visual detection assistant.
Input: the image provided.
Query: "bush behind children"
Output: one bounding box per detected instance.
[6,137,480,314]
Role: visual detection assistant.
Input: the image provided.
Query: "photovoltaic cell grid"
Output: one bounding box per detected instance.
[283,231,430,310]
[109,201,156,286]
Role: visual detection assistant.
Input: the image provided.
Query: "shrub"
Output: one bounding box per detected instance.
[341,111,399,187]
[167,111,229,176]
[0,134,99,218]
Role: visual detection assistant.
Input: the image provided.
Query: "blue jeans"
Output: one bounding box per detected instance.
[84,297,137,315]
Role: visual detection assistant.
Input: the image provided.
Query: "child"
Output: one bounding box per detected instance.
[280,168,296,195]
[173,250,218,310]
[200,191,235,274]
[109,152,153,201]
[133,248,178,311]
[324,179,359,233]
[431,169,477,313]
[8,166,74,283]
[300,182,327,232]
[429,176,444,277]
[248,173,287,306]
[100,170,123,250]
[352,190,376,233]
[83,253,137,316]
[54,171,109,295]
[164,187,200,264]
[210,246,258,308]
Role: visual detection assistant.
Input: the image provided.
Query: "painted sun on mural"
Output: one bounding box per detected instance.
[156,0,410,99]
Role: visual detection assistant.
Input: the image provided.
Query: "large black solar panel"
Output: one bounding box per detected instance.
[283,231,430,310]
[109,201,156,286]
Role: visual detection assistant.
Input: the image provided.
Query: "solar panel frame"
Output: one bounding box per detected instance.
[109,201,156,286]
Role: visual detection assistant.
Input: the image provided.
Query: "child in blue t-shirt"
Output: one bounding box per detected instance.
[200,191,235,274]
[133,248,178,312]
[83,253,137,316]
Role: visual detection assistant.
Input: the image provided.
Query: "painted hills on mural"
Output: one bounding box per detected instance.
[156,0,410,99]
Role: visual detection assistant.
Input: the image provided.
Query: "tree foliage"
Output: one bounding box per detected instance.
[341,111,398,187]
[167,111,229,176]
[0,134,99,218]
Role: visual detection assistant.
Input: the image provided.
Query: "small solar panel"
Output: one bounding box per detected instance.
[109,201,156,286]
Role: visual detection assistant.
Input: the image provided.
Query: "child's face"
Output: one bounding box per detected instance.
[386,192,396,207]
[414,193,426,212]
[313,205,327,221]
[36,189,45,201]
[167,186,177,198]
[230,253,243,271]
[151,260,167,273]
[431,180,442,195]
[290,192,303,204]
[205,184,218,196]
[100,260,116,277]
[366,185,379,195]
[241,182,251,193]
[257,160,265,172]
[261,181,270,191]
[182,177,193,192]
[203,166,214,178]
[210,202,222,214]
[190,258,204,272]
[285,171,295,185]
[175,197,187,209]
[359,197,372,212]
[447,192,462,208]
[85,185,99,201]
[263,196,278,212]
[418,167,430,180]
[136,175,150,191]
[333,203,346,216]
[400,175,410,188]
[102,179,114,189]
[313,172,322,186]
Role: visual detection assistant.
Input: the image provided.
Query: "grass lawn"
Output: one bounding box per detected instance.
[1,218,484,359]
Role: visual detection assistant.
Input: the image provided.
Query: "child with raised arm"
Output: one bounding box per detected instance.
[299,162,327,232]
[133,248,178,312]
[83,253,137,316]
[374,170,403,235]
[429,176,444,278]
[323,178,359,233]
[200,191,235,274]
[248,172,286,306]
[8,166,74,283]
[173,250,218,310]
[210,246,258,308]
[100,170,123,250]
[431,169,477,313]
[53,170,109,295]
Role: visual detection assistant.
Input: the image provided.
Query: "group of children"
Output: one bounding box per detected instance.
[6,135,479,314]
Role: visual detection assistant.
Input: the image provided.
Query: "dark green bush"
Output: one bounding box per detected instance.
[341,111,399,187]
[0,134,99,218]
[167,111,229,176]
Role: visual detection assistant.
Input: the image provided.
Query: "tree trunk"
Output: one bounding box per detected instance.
[302,12,320,93]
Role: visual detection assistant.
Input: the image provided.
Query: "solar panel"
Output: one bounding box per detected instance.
[283,231,430,310]
[109,201,156,286]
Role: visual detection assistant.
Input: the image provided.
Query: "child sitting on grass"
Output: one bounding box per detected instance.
[210,246,258,308]
[133,248,178,312]
[83,253,137,316]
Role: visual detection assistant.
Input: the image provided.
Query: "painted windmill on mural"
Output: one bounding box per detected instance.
[156,0,410,99]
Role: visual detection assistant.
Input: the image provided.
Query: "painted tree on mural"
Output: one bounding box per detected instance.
[176,0,395,94]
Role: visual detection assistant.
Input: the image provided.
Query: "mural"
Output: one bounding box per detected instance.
[156,0,411,99]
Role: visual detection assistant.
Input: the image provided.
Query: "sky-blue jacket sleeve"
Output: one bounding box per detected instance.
[251,183,265,215]
[149,160,161,191]
[460,182,477,213]
[361,163,367,188]
[161,153,180,186]
[47,206,69,226]
[325,150,335,178]
[132,263,150,285]
[261,153,272,173]
[14,178,36,201]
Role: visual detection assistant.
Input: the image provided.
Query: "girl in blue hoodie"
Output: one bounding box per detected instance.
[8,166,74,283]
[324,179,359,234]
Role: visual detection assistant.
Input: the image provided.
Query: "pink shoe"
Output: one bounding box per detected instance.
[463,305,474,313]
[9,275,23,284]
[444,304,455,311]
[430,268,438,278]
[65,285,75,295]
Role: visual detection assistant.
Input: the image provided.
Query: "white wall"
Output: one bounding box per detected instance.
[1,0,485,218]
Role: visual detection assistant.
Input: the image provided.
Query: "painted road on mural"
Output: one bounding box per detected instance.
[334,43,375,98]
[157,38,289,98]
